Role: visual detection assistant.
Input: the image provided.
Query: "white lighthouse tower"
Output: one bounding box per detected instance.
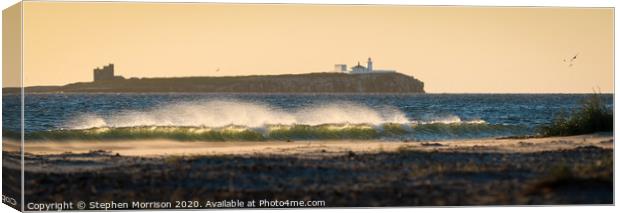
[367,57,373,72]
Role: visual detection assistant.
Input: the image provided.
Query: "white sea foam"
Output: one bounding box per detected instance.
[64,100,413,129]
[414,115,487,125]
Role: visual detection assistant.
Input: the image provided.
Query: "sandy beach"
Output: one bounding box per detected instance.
[4,133,614,157]
[1,133,613,208]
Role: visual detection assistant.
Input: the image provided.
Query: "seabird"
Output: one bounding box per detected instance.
[564,53,579,67]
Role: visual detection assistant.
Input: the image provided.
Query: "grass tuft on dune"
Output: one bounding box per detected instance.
[540,93,612,136]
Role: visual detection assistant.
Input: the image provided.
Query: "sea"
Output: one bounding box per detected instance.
[1,93,614,142]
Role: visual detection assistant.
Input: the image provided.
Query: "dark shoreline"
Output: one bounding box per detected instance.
[3,144,613,208]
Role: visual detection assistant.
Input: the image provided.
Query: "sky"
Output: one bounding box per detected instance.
[6,2,614,93]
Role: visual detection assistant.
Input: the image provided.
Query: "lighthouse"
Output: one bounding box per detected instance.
[334,57,396,74]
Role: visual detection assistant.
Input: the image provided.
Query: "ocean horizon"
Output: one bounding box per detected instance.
[3,93,612,142]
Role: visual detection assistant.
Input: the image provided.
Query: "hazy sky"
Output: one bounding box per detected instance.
[13,2,614,93]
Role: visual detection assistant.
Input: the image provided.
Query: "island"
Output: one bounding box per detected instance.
[4,61,425,93]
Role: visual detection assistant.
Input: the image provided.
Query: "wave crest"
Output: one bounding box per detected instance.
[26,123,527,141]
[64,100,410,129]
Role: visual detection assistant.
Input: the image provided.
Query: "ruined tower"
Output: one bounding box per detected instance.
[93,64,115,82]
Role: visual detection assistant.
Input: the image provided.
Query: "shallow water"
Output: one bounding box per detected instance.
[2,93,613,141]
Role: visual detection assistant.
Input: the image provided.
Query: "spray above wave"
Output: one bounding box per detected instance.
[65,100,412,129]
[45,99,520,141]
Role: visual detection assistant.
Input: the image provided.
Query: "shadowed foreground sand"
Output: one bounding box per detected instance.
[2,133,613,208]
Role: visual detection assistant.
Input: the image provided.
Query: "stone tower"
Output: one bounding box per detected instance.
[93,64,115,82]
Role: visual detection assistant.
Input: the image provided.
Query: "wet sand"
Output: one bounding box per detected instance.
[2,133,614,207]
[3,133,614,157]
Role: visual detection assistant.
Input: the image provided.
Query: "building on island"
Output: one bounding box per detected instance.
[93,63,125,82]
[334,64,348,72]
[334,57,396,74]
[351,62,367,73]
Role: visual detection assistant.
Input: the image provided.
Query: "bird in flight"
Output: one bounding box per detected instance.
[563,53,579,67]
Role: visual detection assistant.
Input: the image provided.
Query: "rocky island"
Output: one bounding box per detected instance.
[5,62,425,93]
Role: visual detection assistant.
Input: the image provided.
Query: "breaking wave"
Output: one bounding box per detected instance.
[23,123,527,141]
[14,100,528,141]
[64,100,411,129]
